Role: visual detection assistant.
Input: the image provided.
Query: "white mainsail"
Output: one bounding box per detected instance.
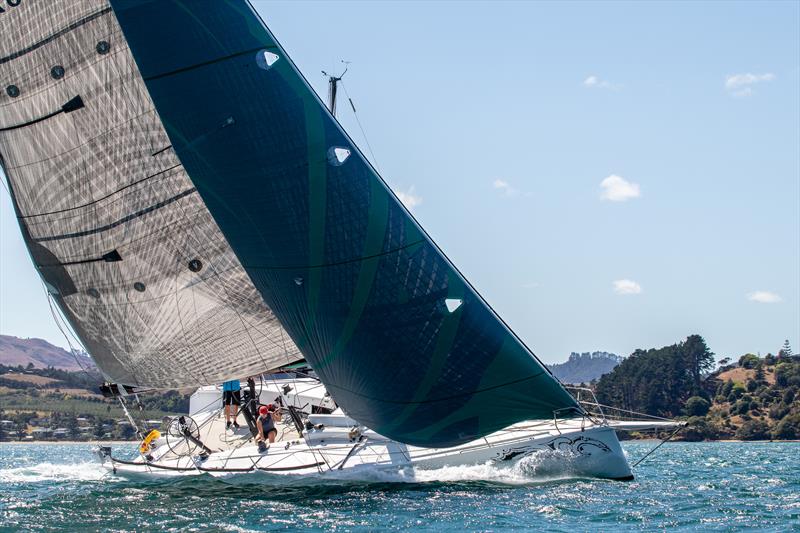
[0,0,301,388]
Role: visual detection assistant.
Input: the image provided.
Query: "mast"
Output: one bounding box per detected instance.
[322,62,348,117]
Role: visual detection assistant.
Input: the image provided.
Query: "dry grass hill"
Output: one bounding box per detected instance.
[0,335,95,372]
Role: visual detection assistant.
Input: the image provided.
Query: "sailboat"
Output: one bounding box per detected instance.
[0,0,677,481]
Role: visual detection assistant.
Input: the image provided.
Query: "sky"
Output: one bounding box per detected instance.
[1,1,798,364]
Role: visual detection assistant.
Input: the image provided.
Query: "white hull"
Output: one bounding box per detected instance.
[98,412,635,482]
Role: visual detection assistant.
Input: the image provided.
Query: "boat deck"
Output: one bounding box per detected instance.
[153,409,302,460]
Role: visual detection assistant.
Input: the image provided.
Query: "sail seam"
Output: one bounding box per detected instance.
[19,163,183,219]
[324,370,550,405]
[2,109,155,171]
[0,109,61,132]
[0,95,85,132]
[33,188,197,242]
[151,145,172,156]
[244,239,426,271]
[142,46,275,81]
[62,264,239,304]
[0,7,113,65]
[43,249,121,267]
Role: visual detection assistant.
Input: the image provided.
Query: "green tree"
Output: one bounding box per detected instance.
[728,383,746,402]
[684,335,715,394]
[683,416,718,441]
[685,396,711,416]
[720,380,734,397]
[775,362,800,387]
[735,419,770,440]
[778,340,793,360]
[595,335,714,417]
[734,399,751,415]
[769,402,790,420]
[783,387,796,404]
[773,414,800,439]
[739,354,760,369]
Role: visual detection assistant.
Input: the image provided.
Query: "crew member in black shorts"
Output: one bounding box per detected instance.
[222,379,241,429]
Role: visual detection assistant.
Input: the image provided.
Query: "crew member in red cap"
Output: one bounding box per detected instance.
[256,404,282,452]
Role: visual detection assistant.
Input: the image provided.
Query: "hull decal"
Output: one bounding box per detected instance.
[495,435,612,462]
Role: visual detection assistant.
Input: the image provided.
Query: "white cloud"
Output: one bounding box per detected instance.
[725,72,775,90]
[600,174,641,202]
[747,291,782,304]
[395,186,422,211]
[583,75,600,86]
[493,179,520,197]
[725,73,775,96]
[613,279,642,295]
[583,75,619,90]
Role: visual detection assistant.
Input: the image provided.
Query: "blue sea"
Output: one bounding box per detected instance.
[0,441,797,531]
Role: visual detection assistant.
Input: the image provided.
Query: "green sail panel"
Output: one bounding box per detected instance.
[109,0,580,447]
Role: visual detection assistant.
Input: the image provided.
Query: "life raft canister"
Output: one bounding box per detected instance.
[139,429,161,453]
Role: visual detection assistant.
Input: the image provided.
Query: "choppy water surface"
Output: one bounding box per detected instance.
[0,441,797,531]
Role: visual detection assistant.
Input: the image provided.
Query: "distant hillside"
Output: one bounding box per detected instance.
[0,335,95,372]
[0,362,189,442]
[593,336,800,440]
[548,351,623,384]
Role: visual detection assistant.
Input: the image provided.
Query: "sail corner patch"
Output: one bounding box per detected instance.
[102,249,122,262]
[256,50,280,70]
[327,147,351,166]
[445,298,463,313]
[61,95,84,113]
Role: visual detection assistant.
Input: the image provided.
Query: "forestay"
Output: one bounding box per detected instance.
[0,0,301,388]
[109,0,581,447]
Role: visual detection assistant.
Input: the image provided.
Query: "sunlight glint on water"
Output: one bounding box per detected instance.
[0,442,798,531]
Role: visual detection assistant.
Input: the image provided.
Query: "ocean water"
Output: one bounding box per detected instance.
[0,441,797,532]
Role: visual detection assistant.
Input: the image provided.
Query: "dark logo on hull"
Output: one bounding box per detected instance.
[495,435,612,462]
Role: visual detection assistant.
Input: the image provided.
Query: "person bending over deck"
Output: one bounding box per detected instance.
[256,404,282,452]
[222,379,241,429]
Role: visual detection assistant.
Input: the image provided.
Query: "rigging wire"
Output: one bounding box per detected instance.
[631,424,685,468]
[583,402,676,422]
[339,79,381,172]
[41,281,95,383]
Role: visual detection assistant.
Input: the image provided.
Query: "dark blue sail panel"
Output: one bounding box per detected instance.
[110,0,579,447]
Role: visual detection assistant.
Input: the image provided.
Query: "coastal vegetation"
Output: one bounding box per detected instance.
[0,363,188,441]
[593,336,800,440]
[2,335,797,442]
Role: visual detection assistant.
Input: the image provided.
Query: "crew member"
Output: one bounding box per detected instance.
[256,404,282,451]
[222,379,241,429]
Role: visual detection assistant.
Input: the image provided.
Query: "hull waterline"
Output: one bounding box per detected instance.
[98,417,633,482]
